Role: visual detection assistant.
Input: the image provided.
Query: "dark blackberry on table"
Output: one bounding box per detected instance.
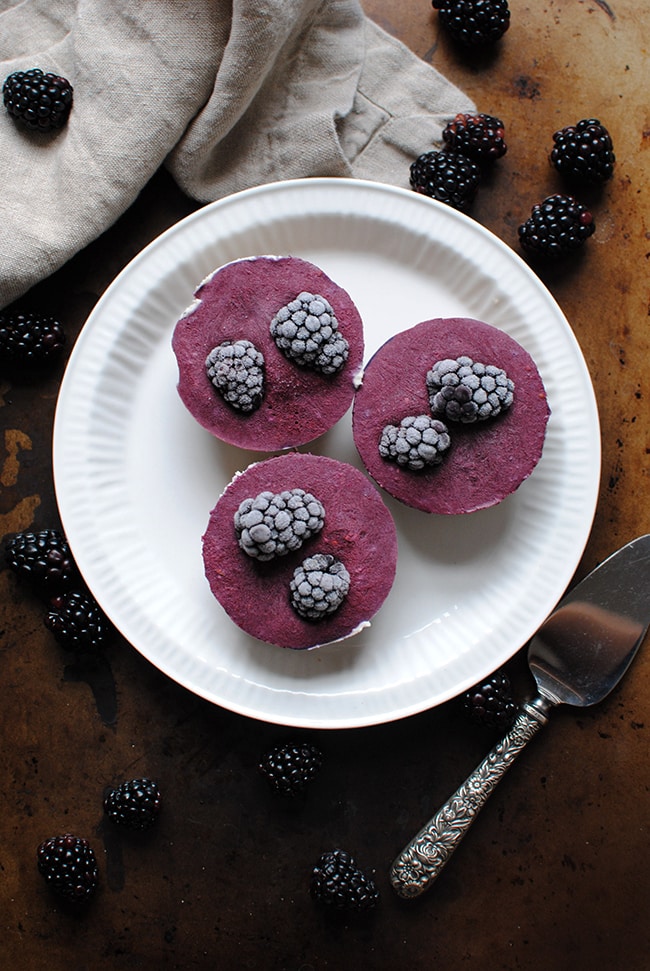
[432,0,511,48]
[379,414,451,471]
[104,778,162,830]
[37,834,98,904]
[290,553,350,620]
[550,118,615,185]
[44,590,112,652]
[409,149,480,211]
[0,312,65,370]
[427,356,514,424]
[234,488,325,561]
[442,112,507,164]
[311,849,379,911]
[463,669,517,729]
[3,67,73,131]
[259,740,323,796]
[4,528,78,592]
[518,194,595,259]
[270,292,349,375]
[205,338,265,413]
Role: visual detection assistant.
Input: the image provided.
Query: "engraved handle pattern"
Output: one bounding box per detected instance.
[390,702,551,899]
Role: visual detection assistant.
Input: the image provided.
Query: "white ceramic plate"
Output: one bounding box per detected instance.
[53,178,600,729]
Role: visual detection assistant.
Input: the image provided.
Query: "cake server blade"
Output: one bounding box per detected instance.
[390,533,650,899]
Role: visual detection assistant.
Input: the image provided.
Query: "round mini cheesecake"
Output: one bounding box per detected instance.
[202,452,398,650]
[172,256,364,451]
[352,317,550,514]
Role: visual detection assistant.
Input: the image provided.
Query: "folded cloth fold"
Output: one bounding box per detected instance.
[0,0,474,311]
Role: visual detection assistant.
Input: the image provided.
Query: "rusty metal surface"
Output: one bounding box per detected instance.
[1,2,649,968]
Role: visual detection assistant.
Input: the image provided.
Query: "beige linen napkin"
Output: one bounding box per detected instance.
[0,0,474,310]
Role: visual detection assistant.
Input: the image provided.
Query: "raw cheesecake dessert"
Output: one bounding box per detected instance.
[352,316,550,514]
[202,452,398,650]
[172,256,364,451]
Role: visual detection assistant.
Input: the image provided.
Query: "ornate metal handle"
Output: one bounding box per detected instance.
[390,699,553,898]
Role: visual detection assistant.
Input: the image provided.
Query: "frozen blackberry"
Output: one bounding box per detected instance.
[379,414,451,471]
[311,849,379,912]
[427,356,514,423]
[234,488,325,561]
[104,778,162,830]
[518,194,595,259]
[432,0,511,47]
[290,553,350,621]
[44,590,112,652]
[37,834,98,904]
[0,312,65,370]
[463,669,517,729]
[270,292,349,375]
[4,528,78,592]
[550,118,615,185]
[259,741,324,796]
[442,112,507,164]
[205,338,265,413]
[3,68,73,131]
[410,150,480,211]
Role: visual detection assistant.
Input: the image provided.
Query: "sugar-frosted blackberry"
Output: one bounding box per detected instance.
[550,118,615,185]
[37,834,98,904]
[463,669,517,729]
[311,849,379,912]
[3,68,73,131]
[427,357,514,423]
[518,194,595,259]
[290,553,350,620]
[206,338,265,413]
[234,489,325,561]
[259,741,324,796]
[270,292,349,375]
[44,590,112,652]
[432,0,511,47]
[442,112,507,164]
[410,150,480,211]
[104,778,162,830]
[379,414,451,471]
[0,312,65,369]
[4,528,79,592]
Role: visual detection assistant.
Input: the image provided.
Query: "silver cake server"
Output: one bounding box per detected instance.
[390,533,650,899]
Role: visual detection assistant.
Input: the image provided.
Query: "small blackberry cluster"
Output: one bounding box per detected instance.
[271,292,349,375]
[432,0,511,48]
[379,415,451,471]
[37,834,98,905]
[4,528,78,592]
[290,553,350,620]
[311,849,379,912]
[104,778,162,830]
[3,67,73,131]
[206,339,265,413]
[518,194,595,260]
[234,488,325,561]
[463,669,517,730]
[426,356,514,424]
[442,112,507,164]
[0,312,66,371]
[259,741,324,796]
[550,118,615,186]
[44,590,113,653]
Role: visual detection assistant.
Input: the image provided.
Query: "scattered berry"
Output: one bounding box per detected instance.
[4,528,79,592]
[3,68,73,131]
[104,778,162,830]
[432,0,511,47]
[410,150,480,210]
[550,118,615,185]
[290,553,350,620]
[442,112,507,164]
[259,741,324,796]
[234,489,325,561]
[44,590,112,652]
[270,292,349,375]
[379,415,451,471]
[518,194,595,259]
[427,357,514,423]
[463,669,517,729]
[206,338,265,413]
[37,834,98,904]
[311,849,379,912]
[0,312,65,370]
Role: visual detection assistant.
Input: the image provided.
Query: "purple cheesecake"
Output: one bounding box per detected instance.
[172,256,364,451]
[202,452,398,650]
[352,317,550,514]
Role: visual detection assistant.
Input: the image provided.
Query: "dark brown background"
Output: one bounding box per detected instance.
[2,2,649,968]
